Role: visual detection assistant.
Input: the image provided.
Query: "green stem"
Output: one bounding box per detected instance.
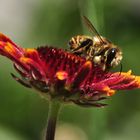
[45,100,61,140]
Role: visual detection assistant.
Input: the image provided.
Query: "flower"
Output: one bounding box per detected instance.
[0,33,140,107]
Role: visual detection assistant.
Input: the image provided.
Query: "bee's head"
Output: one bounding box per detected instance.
[106,47,122,69]
[93,36,123,70]
[69,35,93,54]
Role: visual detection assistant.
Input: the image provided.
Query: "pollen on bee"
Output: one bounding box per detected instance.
[94,56,101,64]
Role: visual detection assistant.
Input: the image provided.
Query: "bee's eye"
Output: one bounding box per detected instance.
[80,39,93,48]
[106,48,117,65]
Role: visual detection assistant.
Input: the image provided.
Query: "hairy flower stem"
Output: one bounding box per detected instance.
[45,100,61,140]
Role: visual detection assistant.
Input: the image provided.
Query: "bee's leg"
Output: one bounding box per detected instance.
[86,55,91,60]
[88,47,94,57]
[73,52,83,56]
[102,64,106,71]
[85,47,94,61]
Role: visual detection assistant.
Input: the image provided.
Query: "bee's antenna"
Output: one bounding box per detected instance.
[119,63,123,76]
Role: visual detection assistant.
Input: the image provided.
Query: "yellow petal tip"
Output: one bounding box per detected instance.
[56,71,68,80]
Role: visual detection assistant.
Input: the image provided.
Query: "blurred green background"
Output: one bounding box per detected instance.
[0,0,140,140]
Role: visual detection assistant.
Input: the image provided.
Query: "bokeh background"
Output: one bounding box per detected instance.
[0,0,140,140]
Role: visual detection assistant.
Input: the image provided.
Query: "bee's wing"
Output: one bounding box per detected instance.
[82,16,105,44]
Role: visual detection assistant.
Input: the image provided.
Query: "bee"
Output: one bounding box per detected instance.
[69,16,122,71]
